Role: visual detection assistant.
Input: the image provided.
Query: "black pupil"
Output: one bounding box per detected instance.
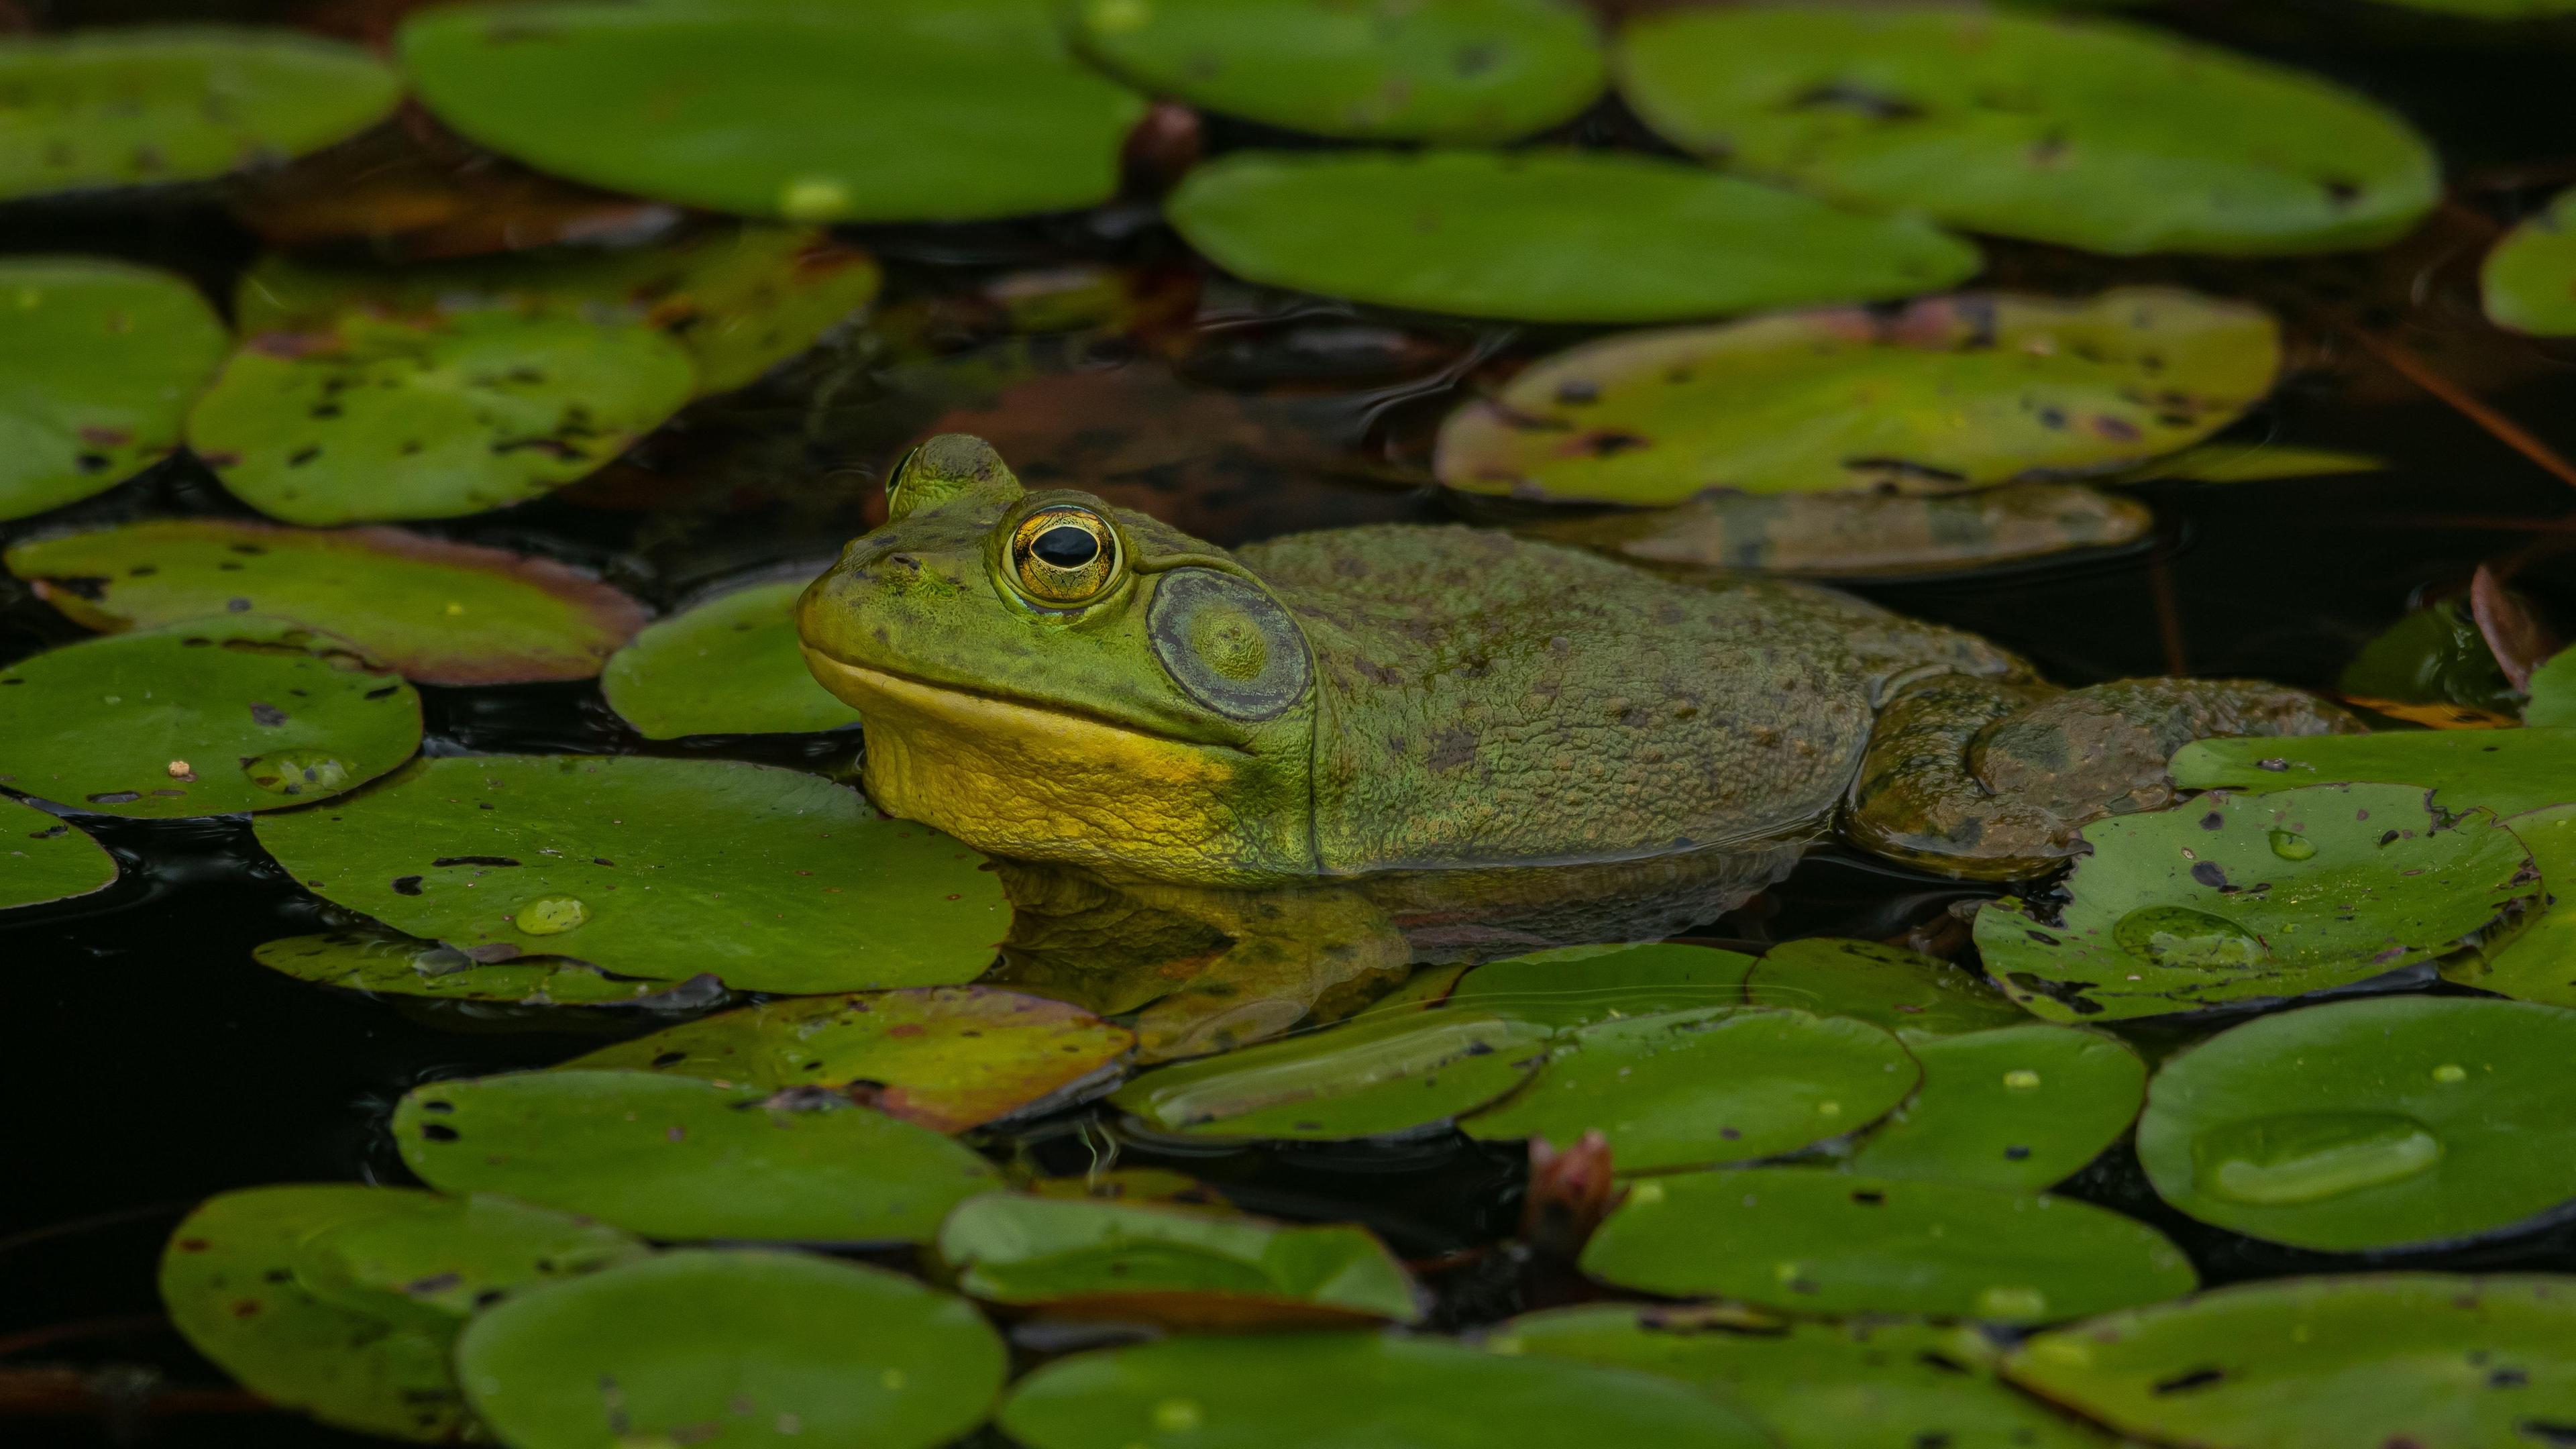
[1032,525,1100,568]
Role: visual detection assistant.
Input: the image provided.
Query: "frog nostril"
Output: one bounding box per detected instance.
[887,553,920,573]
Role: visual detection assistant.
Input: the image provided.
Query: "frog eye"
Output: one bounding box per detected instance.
[1008,505,1122,606]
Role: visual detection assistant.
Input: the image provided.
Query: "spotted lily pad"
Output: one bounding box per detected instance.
[567,987,1132,1132]
[253,755,1004,991]
[0,258,227,522]
[602,575,861,739]
[394,1069,1000,1242]
[2445,804,2576,1005]
[1445,942,1754,1029]
[458,1248,1006,1449]
[1744,937,2029,1034]
[2136,996,2576,1250]
[398,1,1147,223]
[2003,1274,2576,1449]
[1843,1025,2144,1191]
[1167,149,1979,323]
[1526,482,2152,578]
[1463,1009,1919,1171]
[1436,288,2278,504]
[254,928,684,1005]
[0,617,419,818]
[0,794,115,911]
[188,310,696,525]
[1074,0,1603,142]
[1974,784,2534,1022]
[2483,187,2576,336]
[1615,5,2438,255]
[0,28,400,201]
[2169,729,2576,818]
[937,1193,1422,1325]
[1108,1011,1550,1139]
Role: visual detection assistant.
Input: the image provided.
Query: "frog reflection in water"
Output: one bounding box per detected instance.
[798,436,2357,1058]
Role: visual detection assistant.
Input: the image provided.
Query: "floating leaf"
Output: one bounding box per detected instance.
[1110,1011,1549,1139]
[1974,784,2533,1022]
[2170,729,2576,818]
[1462,1008,1919,1172]
[2136,996,2576,1250]
[937,1193,1422,1325]
[0,28,400,201]
[398,1,1147,223]
[602,575,861,739]
[2118,443,2386,484]
[0,258,227,522]
[1437,288,2277,504]
[2533,652,2576,728]
[1445,942,1754,1029]
[254,928,683,1005]
[1167,149,1979,323]
[394,1069,1000,1243]
[2003,1274,2576,1449]
[0,794,115,911]
[1073,0,1603,142]
[1615,5,2438,255]
[458,1248,1006,1449]
[1744,937,2029,1036]
[567,987,1132,1132]
[189,310,695,525]
[1582,1167,2197,1322]
[2446,804,2576,1005]
[254,755,1004,991]
[0,617,419,818]
[2337,598,2520,720]
[1527,482,2151,578]
[1843,1024,2145,1191]
[2483,186,2576,336]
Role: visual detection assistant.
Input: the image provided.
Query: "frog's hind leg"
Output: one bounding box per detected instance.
[1847,676,2363,880]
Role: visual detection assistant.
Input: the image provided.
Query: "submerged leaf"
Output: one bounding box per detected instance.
[1445,941,1754,1028]
[2337,598,2521,720]
[601,575,861,739]
[0,795,116,912]
[1110,1010,1550,1139]
[0,258,227,522]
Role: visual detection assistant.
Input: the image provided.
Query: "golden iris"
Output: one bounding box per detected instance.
[1008,506,1121,605]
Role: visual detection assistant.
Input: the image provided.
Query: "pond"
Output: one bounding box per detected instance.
[5,1,2576,1446]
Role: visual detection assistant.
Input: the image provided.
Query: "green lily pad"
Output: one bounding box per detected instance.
[2446,803,2576,1005]
[602,575,861,739]
[393,1069,1000,1243]
[2136,995,2576,1250]
[7,518,648,686]
[1974,784,2534,1022]
[1436,288,2278,504]
[1167,149,1979,323]
[1,795,115,911]
[1445,942,1754,1029]
[2528,651,2576,727]
[1526,482,2153,578]
[1462,1009,1919,1171]
[1073,0,1603,142]
[252,755,1004,992]
[254,928,683,1005]
[2169,729,2576,818]
[2003,1274,2576,1449]
[0,617,419,818]
[937,1193,1422,1324]
[566,987,1132,1132]
[1110,1010,1550,1140]
[189,310,694,526]
[0,258,227,522]
[160,1184,643,1441]
[1493,1304,2120,1449]
[458,1248,1006,1449]
[2338,599,2520,720]
[1582,1167,2197,1322]
[999,1332,1774,1449]
[1614,5,2438,256]
[398,1,1146,223]
[2483,186,2576,336]
[1745,937,2029,1036]
[0,28,400,201]
[1843,1024,2145,1191]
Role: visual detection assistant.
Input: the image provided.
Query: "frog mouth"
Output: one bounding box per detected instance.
[799,649,1250,751]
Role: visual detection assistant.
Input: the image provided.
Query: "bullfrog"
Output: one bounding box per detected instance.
[798,435,2356,1055]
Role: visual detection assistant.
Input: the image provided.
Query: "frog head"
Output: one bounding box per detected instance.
[797,435,1321,882]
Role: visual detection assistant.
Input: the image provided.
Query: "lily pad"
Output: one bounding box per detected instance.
[1110,1010,1550,1140]
[254,928,683,1006]
[2002,1274,2576,1449]
[1745,937,2029,1036]
[1614,5,2438,255]
[0,28,400,201]
[2169,729,2576,818]
[7,518,648,686]
[1436,288,2278,505]
[2135,995,2576,1250]
[566,987,1132,1132]
[1167,149,1980,323]
[1582,1167,2197,1322]
[1,795,116,911]
[1974,784,2534,1022]
[2445,804,2576,1005]
[0,617,419,818]
[393,1069,1001,1243]
[1462,1008,1919,1171]
[936,1193,1422,1325]
[1445,942,1754,1029]
[1073,0,1603,142]
[2121,442,2386,484]
[1526,482,2152,578]
[1843,1024,2145,1190]
[602,575,861,739]
[252,755,1005,992]
[0,258,228,522]
[458,1248,1006,1449]
[398,1,1147,223]
[1493,1304,2119,1449]
[2483,186,2576,336]
[999,1331,1774,1449]
[189,309,695,525]
[2527,650,2576,727]
[2338,598,2520,720]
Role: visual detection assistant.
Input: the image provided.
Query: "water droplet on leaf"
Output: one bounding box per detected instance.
[2269,828,2318,860]
[2113,906,2266,970]
[2191,1111,2443,1205]
[241,749,354,796]
[514,896,590,936]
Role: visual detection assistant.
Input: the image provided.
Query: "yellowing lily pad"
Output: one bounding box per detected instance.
[0,617,419,818]
[1,794,116,911]
[601,575,861,739]
[1109,1010,1550,1139]
[1445,941,1754,1029]
[2169,729,2576,819]
[7,518,647,686]
[1436,288,2278,504]
[1843,1024,2145,1191]
[0,258,227,522]
[2483,186,2576,336]
[254,928,684,1006]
